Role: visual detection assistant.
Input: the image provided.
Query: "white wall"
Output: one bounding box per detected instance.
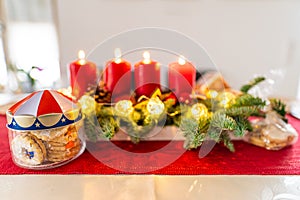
[56,0,300,99]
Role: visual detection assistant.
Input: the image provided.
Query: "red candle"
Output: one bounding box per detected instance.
[168,56,196,101]
[134,51,161,97]
[103,48,132,96]
[69,50,97,99]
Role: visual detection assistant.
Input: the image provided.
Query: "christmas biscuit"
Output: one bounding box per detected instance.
[11,133,47,165]
[46,139,81,152]
[248,134,266,148]
[50,126,79,144]
[47,145,81,162]
[247,121,297,150]
[30,121,82,142]
[31,126,69,141]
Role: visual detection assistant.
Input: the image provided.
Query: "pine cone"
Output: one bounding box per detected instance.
[94,81,112,103]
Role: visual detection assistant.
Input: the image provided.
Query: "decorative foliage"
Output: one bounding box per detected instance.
[269,98,288,123]
[240,76,265,93]
[79,77,285,152]
[181,117,210,149]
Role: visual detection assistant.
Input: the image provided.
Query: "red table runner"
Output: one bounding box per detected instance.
[1,115,300,175]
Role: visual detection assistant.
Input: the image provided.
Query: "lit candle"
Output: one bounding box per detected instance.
[134,51,161,97]
[103,48,132,97]
[168,56,196,102]
[69,50,97,99]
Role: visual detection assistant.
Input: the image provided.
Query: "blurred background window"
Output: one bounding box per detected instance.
[0,20,7,92]
[2,0,60,91]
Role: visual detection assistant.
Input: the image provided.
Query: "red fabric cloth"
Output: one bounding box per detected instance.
[1,114,300,175]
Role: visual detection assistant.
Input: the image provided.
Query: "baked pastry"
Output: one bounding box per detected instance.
[11,133,47,165]
[196,71,230,94]
[246,116,298,150]
[31,126,69,141]
[44,125,81,162]
[31,121,83,142]
[46,139,80,152]
[47,144,81,162]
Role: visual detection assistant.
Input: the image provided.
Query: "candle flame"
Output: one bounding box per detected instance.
[114,48,122,64]
[78,50,86,60]
[78,50,86,65]
[178,56,186,65]
[143,51,151,64]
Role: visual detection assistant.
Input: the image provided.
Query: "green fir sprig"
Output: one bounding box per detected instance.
[240,76,266,93]
[181,116,210,149]
[182,94,266,152]
[269,98,288,123]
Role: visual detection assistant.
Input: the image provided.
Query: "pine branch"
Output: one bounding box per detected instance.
[206,112,250,151]
[84,115,110,142]
[232,94,266,108]
[91,105,119,140]
[269,98,288,123]
[240,76,266,93]
[118,111,157,143]
[210,112,237,131]
[220,132,235,152]
[225,106,261,117]
[207,112,237,148]
[98,116,118,139]
[207,127,222,142]
[181,117,210,149]
[233,116,252,137]
[84,115,99,142]
[96,105,114,117]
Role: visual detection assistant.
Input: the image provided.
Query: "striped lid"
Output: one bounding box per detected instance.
[6,90,82,131]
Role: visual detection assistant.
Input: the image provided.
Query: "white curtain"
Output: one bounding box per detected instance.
[0,21,7,91]
[4,0,60,89]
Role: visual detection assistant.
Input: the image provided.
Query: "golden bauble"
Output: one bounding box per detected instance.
[147,97,165,116]
[115,100,134,117]
[191,103,208,120]
[78,95,96,114]
[217,91,236,108]
[205,90,219,99]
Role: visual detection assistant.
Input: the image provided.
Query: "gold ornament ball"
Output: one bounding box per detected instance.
[78,95,96,114]
[206,90,219,99]
[217,92,236,108]
[147,97,165,116]
[115,100,134,117]
[191,103,208,120]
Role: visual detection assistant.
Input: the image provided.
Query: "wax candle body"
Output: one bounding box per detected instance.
[168,61,196,101]
[103,60,131,96]
[134,61,161,97]
[69,59,97,99]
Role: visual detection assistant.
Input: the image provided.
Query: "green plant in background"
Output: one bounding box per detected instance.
[18,66,43,88]
[7,64,43,92]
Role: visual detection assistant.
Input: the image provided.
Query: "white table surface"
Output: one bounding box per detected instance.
[0,175,300,200]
